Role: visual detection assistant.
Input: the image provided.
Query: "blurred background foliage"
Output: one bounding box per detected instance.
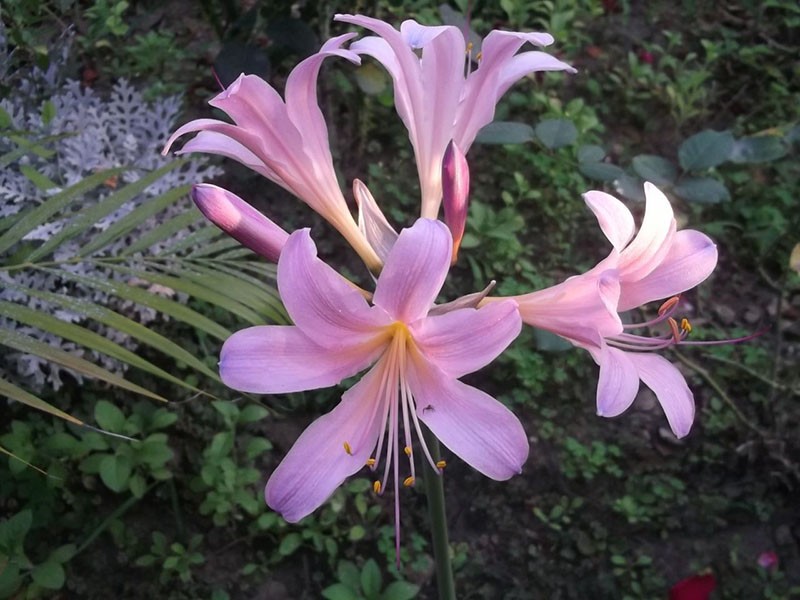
[0,0,798,598]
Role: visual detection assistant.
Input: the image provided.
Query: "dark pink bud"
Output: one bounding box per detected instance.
[757,551,779,570]
[669,573,717,600]
[441,140,470,263]
[191,184,289,263]
[639,49,655,64]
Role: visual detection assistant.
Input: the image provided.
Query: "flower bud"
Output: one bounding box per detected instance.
[441,140,470,263]
[191,184,289,263]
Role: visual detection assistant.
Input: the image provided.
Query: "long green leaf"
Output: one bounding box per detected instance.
[159,226,220,256]
[105,263,265,325]
[0,328,167,402]
[36,266,231,341]
[26,161,186,263]
[2,280,220,381]
[0,167,128,255]
[0,377,84,425]
[0,443,49,475]
[194,261,288,323]
[123,210,201,256]
[187,236,243,258]
[0,300,207,394]
[0,132,74,168]
[78,184,191,257]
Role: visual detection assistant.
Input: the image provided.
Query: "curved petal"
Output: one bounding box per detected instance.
[265,362,389,521]
[592,345,640,418]
[354,179,398,263]
[220,326,380,393]
[178,131,284,184]
[583,190,635,251]
[496,51,576,97]
[400,19,455,48]
[618,229,717,311]
[408,355,528,480]
[278,230,391,348]
[627,352,695,438]
[619,182,677,281]
[515,268,623,344]
[373,219,451,323]
[411,300,521,378]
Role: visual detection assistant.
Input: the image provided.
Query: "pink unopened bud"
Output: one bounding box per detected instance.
[191,184,289,263]
[757,551,779,570]
[441,140,470,264]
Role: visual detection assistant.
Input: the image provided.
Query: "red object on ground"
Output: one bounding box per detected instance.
[669,573,717,600]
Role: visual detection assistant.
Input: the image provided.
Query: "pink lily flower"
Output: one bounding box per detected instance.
[163,35,382,272]
[497,183,718,438]
[191,184,289,263]
[336,14,576,219]
[220,219,527,530]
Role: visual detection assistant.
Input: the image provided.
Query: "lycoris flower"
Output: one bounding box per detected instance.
[163,35,382,271]
[219,219,527,530]
[336,14,576,219]
[495,183,718,437]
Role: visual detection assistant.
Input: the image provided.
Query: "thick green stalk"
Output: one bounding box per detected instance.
[422,426,456,600]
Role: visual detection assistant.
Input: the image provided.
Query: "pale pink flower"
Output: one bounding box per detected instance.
[336,14,576,219]
[220,219,526,528]
[191,184,289,263]
[498,183,718,437]
[163,35,382,271]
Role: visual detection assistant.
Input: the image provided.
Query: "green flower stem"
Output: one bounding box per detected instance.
[422,426,456,600]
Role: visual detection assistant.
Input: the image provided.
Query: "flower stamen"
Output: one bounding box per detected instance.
[343,441,352,455]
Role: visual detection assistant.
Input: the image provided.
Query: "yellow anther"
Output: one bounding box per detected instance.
[403,476,415,487]
[466,42,474,52]
[343,441,352,455]
[373,480,381,494]
[475,51,483,62]
[681,318,692,333]
[436,460,447,469]
[366,457,376,467]
[404,446,412,456]
[658,296,680,316]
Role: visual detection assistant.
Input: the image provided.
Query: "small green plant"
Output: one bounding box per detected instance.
[322,559,419,600]
[135,531,205,584]
[561,437,624,481]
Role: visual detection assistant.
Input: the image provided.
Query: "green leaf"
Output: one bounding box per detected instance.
[631,154,677,185]
[99,453,132,492]
[0,328,167,403]
[95,400,126,432]
[0,510,33,552]
[534,329,573,352]
[278,532,302,556]
[354,62,388,95]
[360,559,382,599]
[78,184,191,257]
[41,100,57,126]
[26,160,186,263]
[40,267,230,341]
[0,167,127,255]
[677,130,734,171]
[321,583,360,600]
[729,135,787,164]
[535,118,578,149]
[122,208,202,256]
[578,162,623,182]
[0,377,83,425]
[381,581,420,600]
[238,404,269,423]
[19,164,58,191]
[337,561,361,590]
[348,525,366,541]
[614,173,646,202]
[0,561,22,598]
[673,177,730,203]
[31,561,65,590]
[577,144,605,163]
[475,121,535,145]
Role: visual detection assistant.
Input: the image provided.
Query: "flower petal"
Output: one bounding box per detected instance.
[220,326,379,393]
[409,357,528,480]
[373,219,451,322]
[192,184,289,263]
[411,300,521,378]
[354,179,398,263]
[592,345,640,418]
[627,352,695,438]
[619,182,677,281]
[278,230,391,348]
[265,363,389,521]
[178,131,283,182]
[618,229,718,311]
[583,190,636,251]
[515,267,623,344]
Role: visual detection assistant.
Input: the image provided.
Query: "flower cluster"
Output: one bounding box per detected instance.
[165,15,721,530]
